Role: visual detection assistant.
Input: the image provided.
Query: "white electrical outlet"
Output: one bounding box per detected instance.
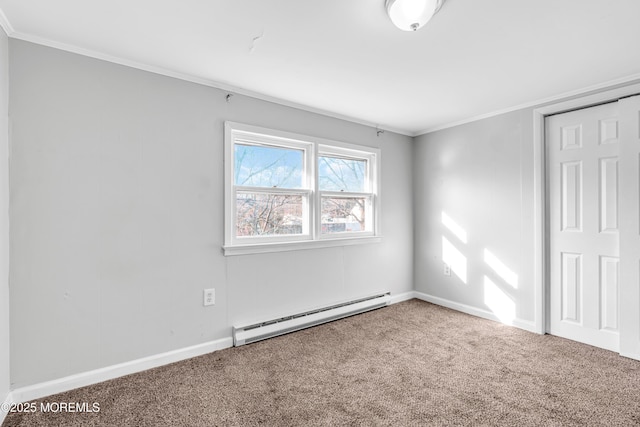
[203,288,215,306]
[443,263,451,276]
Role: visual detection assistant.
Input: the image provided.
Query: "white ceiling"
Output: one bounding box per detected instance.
[1,0,639,135]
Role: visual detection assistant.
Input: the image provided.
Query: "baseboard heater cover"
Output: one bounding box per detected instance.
[233,292,391,346]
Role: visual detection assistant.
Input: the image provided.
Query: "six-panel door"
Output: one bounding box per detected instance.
[547,102,620,352]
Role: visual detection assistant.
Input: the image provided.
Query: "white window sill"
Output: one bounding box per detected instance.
[223,236,382,256]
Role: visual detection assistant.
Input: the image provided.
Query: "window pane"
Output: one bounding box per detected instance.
[318,156,366,192]
[321,197,368,234]
[236,193,304,237]
[235,144,303,188]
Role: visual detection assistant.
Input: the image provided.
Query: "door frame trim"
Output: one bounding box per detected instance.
[532,82,640,335]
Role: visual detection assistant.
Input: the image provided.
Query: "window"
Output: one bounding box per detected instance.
[224,122,380,255]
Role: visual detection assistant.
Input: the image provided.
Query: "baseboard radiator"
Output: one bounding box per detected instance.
[232,292,391,346]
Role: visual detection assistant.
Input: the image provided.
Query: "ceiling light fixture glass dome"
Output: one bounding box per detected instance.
[385,0,445,31]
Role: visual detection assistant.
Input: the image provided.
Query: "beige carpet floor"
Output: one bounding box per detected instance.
[3,299,640,426]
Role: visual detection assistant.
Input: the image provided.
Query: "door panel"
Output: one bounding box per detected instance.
[599,255,619,331]
[599,157,618,233]
[547,102,620,352]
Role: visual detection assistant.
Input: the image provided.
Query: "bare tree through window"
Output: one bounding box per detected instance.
[235,143,304,237]
[319,156,368,233]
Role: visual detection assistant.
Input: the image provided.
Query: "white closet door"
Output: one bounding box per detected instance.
[547,102,620,352]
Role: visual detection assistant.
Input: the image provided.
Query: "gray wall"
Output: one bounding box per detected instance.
[9,39,414,388]
[413,110,538,328]
[0,27,9,406]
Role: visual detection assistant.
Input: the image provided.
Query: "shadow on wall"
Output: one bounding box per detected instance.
[441,211,518,325]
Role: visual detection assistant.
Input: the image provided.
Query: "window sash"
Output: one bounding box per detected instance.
[232,188,312,244]
[317,154,370,193]
[233,143,306,189]
[319,192,374,237]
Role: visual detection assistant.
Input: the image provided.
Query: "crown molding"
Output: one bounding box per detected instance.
[6,29,413,138]
[0,7,14,36]
[416,72,640,136]
[3,7,639,140]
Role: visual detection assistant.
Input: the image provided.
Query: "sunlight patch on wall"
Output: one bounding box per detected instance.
[442,236,467,284]
[441,212,467,244]
[483,276,516,325]
[483,249,518,289]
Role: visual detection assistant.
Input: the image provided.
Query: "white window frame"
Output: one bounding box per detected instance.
[224,122,381,256]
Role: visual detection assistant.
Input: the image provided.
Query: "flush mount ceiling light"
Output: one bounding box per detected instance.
[385,0,445,31]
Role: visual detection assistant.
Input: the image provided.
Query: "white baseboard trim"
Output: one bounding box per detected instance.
[1,390,14,425]
[414,291,538,334]
[5,291,541,409]
[10,337,233,404]
[388,291,416,305]
[6,292,414,406]
[620,352,640,362]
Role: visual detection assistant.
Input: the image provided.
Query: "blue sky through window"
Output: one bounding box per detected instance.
[234,144,303,188]
[318,156,366,192]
